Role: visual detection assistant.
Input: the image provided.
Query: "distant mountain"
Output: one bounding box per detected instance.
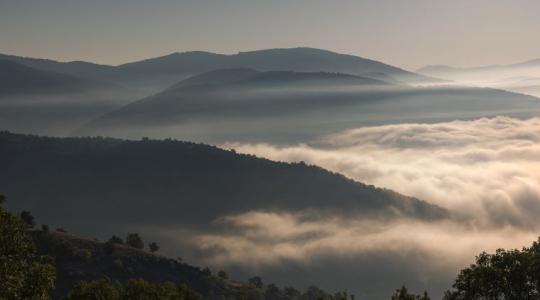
[0,131,445,235]
[117,47,436,86]
[167,68,388,91]
[79,68,540,144]
[417,58,540,75]
[0,60,112,97]
[0,48,437,93]
[0,60,141,136]
[0,53,116,82]
[417,59,540,97]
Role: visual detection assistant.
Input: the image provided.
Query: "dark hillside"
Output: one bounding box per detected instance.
[0,131,445,234]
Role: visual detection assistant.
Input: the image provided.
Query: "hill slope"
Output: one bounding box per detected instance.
[0,60,112,97]
[117,47,434,86]
[0,131,445,233]
[417,59,540,97]
[80,68,540,144]
[0,47,435,92]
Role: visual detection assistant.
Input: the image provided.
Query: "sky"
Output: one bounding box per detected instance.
[1,0,539,70]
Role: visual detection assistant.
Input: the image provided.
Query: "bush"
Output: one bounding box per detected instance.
[0,194,56,300]
[108,235,124,244]
[217,270,228,280]
[125,233,144,249]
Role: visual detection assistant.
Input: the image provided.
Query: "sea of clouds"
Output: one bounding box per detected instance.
[190,116,540,270]
[149,116,540,297]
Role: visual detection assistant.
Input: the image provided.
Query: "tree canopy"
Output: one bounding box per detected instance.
[0,194,56,300]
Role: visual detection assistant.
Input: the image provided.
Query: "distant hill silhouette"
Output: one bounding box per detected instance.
[0,47,438,92]
[0,131,445,237]
[116,47,436,87]
[0,60,112,97]
[79,68,540,143]
[417,58,540,76]
[417,58,540,98]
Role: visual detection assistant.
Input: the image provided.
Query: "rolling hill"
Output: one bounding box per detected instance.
[0,131,445,236]
[0,47,436,93]
[79,68,540,144]
[0,60,113,97]
[417,58,540,97]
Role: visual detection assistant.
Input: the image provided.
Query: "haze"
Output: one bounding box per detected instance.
[1,0,540,69]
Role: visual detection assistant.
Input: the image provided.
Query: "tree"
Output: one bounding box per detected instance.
[0,194,56,300]
[19,210,35,229]
[249,276,264,288]
[443,240,540,300]
[108,235,124,244]
[264,283,284,300]
[125,233,144,249]
[64,278,202,300]
[391,286,430,300]
[217,270,228,280]
[149,242,159,253]
[64,278,120,300]
[284,286,301,298]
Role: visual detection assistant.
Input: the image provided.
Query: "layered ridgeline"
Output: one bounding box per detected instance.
[417,58,540,97]
[0,131,445,232]
[0,47,435,92]
[0,132,447,298]
[0,60,114,96]
[79,68,540,143]
[0,60,139,136]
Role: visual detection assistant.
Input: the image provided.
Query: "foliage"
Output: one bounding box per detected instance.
[391,286,429,300]
[149,242,159,253]
[125,233,144,249]
[19,210,35,228]
[249,276,264,288]
[444,238,540,299]
[217,270,228,280]
[0,194,56,300]
[64,278,202,300]
[63,278,120,300]
[108,235,124,244]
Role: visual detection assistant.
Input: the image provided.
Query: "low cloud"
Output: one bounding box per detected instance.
[189,210,536,270]
[224,116,540,229]
[153,116,540,298]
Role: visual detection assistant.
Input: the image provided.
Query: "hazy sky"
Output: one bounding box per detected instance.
[1,0,539,70]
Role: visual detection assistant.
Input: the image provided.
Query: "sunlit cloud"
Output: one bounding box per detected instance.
[224,116,540,229]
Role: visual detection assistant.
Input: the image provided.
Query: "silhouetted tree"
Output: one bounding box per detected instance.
[249,276,264,288]
[41,224,49,232]
[391,286,430,300]
[0,194,55,300]
[19,210,35,228]
[64,278,202,300]
[148,242,159,253]
[125,233,144,249]
[217,270,228,280]
[64,278,119,300]
[443,239,540,300]
[108,235,123,244]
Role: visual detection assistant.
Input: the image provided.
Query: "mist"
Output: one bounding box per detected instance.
[418,62,540,98]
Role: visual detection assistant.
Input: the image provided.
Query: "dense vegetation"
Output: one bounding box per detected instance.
[0,194,55,300]
[0,131,444,237]
[443,239,540,299]
[8,190,540,299]
[0,194,356,299]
